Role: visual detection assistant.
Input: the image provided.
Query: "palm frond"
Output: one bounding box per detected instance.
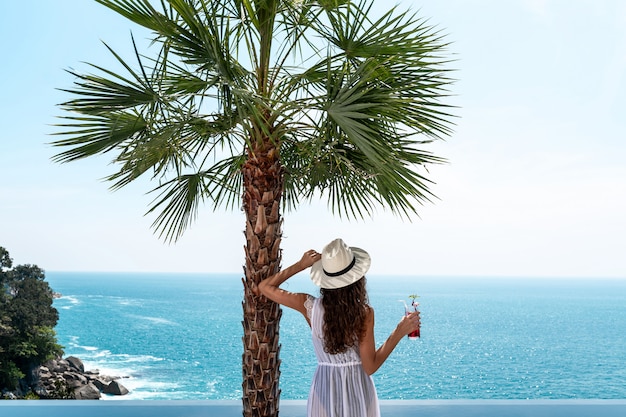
[147,172,205,243]
[58,44,159,114]
[53,0,456,242]
[51,111,148,163]
[147,154,244,242]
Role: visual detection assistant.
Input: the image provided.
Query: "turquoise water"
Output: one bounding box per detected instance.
[47,272,626,400]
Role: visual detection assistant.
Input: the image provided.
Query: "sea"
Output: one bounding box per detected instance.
[46,272,626,401]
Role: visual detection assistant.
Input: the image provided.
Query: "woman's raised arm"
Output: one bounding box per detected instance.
[258,250,321,318]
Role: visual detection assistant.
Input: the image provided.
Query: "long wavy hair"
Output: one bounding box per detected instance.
[320,277,370,354]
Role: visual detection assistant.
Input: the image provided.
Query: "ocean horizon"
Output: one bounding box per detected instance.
[46,272,626,401]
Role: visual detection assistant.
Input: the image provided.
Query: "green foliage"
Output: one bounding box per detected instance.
[0,248,12,271]
[23,391,41,400]
[0,247,63,391]
[0,360,24,390]
[51,378,74,399]
[5,266,59,334]
[51,0,456,242]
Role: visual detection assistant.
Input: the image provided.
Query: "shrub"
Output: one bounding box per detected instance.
[0,247,63,391]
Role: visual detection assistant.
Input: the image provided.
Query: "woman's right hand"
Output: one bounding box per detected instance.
[298,249,321,269]
[397,310,421,336]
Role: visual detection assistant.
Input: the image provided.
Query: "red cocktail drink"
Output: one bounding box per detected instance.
[407,296,420,339]
[408,320,420,339]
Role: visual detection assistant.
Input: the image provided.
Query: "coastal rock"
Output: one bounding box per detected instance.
[48,358,70,373]
[91,378,108,391]
[33,385,49,398]
[74,383,101,400]
[64,372,88,389]
[5,356,131,399]
[1,391,18,400]
[66,356,85,373]
[103,380,129,396]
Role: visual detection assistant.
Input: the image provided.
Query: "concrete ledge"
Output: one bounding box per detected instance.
[1,399,626,417]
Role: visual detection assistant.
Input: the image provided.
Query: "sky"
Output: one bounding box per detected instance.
[1,1,624,278]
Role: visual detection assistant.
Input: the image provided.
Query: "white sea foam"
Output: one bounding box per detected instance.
[114,297,143,307]
[65,295,80,304]
[81,345,98,351]
[70,344,99,352]
[129,314,177,325]
[92,349,113,358]
[78,354,156,395]
[113,353,165,363]
[67,335,98,352]
[102,380,181,401]
[77,357,181,401]
[58,295,81,309]
[80,361,135,379]
[74,349,165,376]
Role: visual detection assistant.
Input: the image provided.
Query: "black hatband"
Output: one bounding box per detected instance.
[323,256,356,277]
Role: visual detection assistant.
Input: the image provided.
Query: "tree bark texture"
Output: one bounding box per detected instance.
[241,141,284,417]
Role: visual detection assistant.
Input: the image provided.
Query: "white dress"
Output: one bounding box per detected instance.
[305,296,380,417]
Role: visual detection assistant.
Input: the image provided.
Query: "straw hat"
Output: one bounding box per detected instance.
[310,238,371,289]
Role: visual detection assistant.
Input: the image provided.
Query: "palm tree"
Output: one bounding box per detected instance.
[51,0,455,415]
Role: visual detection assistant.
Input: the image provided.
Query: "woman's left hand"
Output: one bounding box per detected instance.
[397,311,421,336]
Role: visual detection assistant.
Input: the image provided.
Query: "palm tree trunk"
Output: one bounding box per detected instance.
[241,140,284,417]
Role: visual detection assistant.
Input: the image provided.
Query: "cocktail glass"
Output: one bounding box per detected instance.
[399,296,420,339]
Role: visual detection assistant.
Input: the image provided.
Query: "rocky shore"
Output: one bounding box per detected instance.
[2,356,129,400]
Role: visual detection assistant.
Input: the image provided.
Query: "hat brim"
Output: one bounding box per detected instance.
[310,247,371,289]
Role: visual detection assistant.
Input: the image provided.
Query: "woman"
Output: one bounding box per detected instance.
[258,238,421,417]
